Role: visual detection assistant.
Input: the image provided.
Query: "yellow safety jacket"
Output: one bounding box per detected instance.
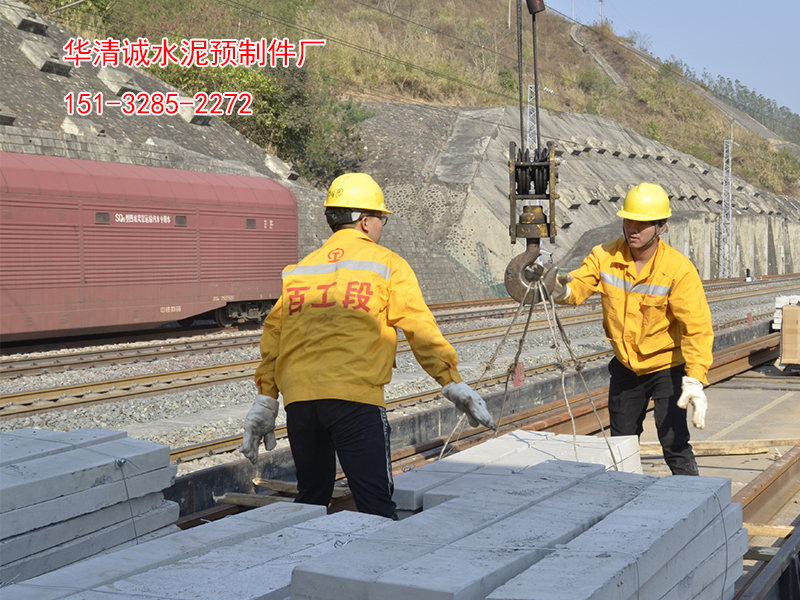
[255,228,462,407]
[561,237,713,384]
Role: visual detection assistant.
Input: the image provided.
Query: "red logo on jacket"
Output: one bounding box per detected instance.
[327,248,344,262]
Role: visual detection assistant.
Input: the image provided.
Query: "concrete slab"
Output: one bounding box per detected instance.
[5,502,327,600]
[0,429,127,467]
[79,511,393,600]
[0,491,166,564]
[1,464,177,539]
[565,476,732,580]
[393,431,553,510]
[656,529,746,600]
[1,500,178,584]
[371,471,654,600]
[422,439,626,509]
[1,437,171,513]
[290,461,607,600]
[487,476,734,600]
[106,523,182,554]
[635,503,742,600]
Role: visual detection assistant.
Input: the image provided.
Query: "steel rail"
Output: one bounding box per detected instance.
[168,332,781,464]
[3,276,793,376]
[0,304,776,419]
[0,337,261,378]
[732,445,800,600]
[167,348,615,463]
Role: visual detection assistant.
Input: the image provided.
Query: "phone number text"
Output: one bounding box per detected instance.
[63,91,253,116]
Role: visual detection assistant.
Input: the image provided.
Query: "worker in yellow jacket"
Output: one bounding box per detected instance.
[551,183,712,475]
[238,173,496,518]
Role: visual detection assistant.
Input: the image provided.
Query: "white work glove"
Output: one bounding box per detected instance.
[677,376,707,429]
[551,273,573,302]
[442,382,497,431]
[238,394,280,464]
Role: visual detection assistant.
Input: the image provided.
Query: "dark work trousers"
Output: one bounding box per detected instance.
[607,358,699,476]
[285,399,397,520]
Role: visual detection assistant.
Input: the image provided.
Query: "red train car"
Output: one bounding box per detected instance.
[0,152,298,342]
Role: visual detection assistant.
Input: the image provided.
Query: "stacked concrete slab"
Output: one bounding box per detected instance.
[5,434,744,600]
[487,477,744,600]
[0,428,179,584]
[6,502,390,600]
[392,431,641,515]
[291,461,744,600]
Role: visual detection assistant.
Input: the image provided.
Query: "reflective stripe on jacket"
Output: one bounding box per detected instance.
[561,237,713,383]
[255,228,462,407]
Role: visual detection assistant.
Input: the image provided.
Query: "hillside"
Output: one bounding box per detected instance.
[3,0,799,296]
[72,0,799,196]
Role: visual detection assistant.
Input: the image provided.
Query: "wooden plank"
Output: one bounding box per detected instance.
[744,547,779,562]
[252,478,351,499]
[212,492,293,507]
[744,524,796,538]
[639,439,800,457]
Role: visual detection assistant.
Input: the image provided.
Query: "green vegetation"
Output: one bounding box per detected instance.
[33,0,371,183]
[33,0,800,194]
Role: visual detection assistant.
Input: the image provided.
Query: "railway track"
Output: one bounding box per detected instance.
[0,335,261,378]
[165,332,796,599]
[732,445,800,600]
[3,274,796,378]
[170,330,780,463]
[0,307,775,420]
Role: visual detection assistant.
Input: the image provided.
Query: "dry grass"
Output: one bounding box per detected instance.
[30,0,800,194]
[298,3,798,194]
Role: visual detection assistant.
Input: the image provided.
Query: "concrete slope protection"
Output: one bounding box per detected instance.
[367,102,800,292]
[7,429,745,600]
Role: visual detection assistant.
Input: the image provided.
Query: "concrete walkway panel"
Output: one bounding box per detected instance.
[6,502,326,600]
[0,429,127,467]
[488,477,736,600]
[1,500,178,584]
[85,512,391,600]
[392,431,553,510]
[371,471,654,600]
[0,491,166,564]
[1,437,171,513]
[0,465,177,539]
[291,461,607,600]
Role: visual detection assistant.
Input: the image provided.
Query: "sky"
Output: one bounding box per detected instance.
[542,0,800,115]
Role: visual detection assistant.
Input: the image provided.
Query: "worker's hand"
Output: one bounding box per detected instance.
[677,376,707,429]
[551,273,573,302]
[238,394,280,464]
[442,382,497,431]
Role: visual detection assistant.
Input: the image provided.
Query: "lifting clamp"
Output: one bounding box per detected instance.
[503,0,559,304]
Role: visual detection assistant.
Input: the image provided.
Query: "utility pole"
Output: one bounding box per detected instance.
[599,0,602,23]
[720,124,734,278]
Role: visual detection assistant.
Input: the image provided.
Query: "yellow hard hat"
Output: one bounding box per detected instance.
[617,183,671,221]
[324,173,393,214]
